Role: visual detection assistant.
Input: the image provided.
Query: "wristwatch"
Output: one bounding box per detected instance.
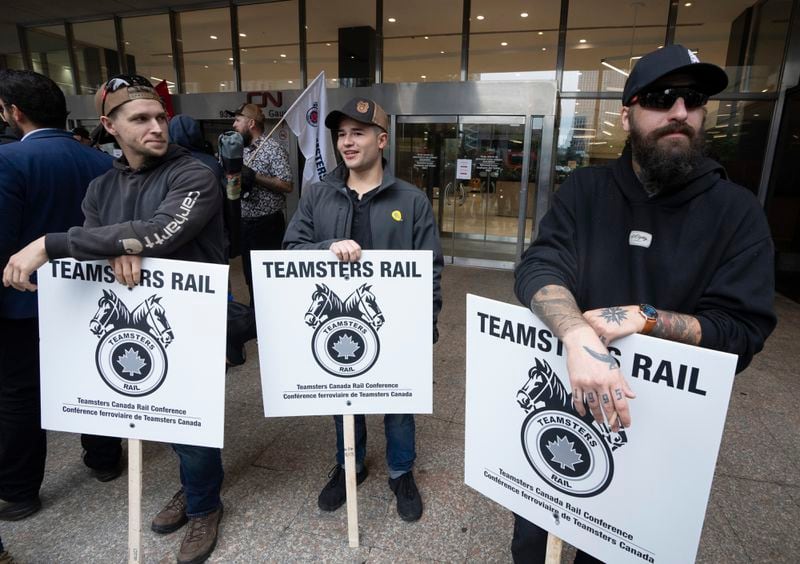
[638,304,658,335]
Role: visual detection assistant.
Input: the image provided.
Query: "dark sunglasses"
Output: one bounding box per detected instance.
[101,74,153,115]
[630,87,709,110]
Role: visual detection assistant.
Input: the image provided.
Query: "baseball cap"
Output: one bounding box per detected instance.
[325,97,389,132]
[94,74,164,117]
[622,44,728,106]
[224,103,266,123]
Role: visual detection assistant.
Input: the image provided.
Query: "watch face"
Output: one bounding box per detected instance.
[640,304,657,319]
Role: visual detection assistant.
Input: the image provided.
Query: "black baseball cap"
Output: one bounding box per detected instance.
[325,97,389,132]
[622,44,728,106]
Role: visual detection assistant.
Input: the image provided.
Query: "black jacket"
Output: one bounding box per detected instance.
[514,147,776,373]
[284,162,444,330]
[46,144,225,265]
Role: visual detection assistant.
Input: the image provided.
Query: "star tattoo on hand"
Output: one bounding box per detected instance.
[600,306,628,325]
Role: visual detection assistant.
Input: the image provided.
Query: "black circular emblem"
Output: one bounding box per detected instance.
[312,316,379,377]
[96,328,168,396]
[521,409,613,497]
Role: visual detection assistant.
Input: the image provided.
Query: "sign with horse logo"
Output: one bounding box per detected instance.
[37,258,228,448]
[251,250,433,417]
[465,294,737,564]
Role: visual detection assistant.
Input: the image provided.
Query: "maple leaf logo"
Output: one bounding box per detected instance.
[117,348,147,377]
[546,435,583,471]
[332,333,360,360]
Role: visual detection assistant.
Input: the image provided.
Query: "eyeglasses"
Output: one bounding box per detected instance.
[630,87,709,110]
[100,75,153,115]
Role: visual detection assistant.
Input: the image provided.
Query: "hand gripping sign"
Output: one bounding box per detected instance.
[465,295,736,564]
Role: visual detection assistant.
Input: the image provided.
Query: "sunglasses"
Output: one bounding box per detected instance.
[630,87,709,110]
[101,75,153,116]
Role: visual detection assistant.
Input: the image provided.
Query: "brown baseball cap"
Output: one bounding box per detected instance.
[94,74,164,117]
[224,103,266,123]
[325,97,389,132]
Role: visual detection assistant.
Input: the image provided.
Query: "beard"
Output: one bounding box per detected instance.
[241,130,253,146]
[629,113,706,196]
[5,115,23,139]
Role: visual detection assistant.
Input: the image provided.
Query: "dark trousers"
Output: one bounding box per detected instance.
[512,513,604,564]
[240,211,285,306]
[0,318,121,502]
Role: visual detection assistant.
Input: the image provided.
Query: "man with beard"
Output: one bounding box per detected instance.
[511,45,776,563]
[0,70,119,522]
[4,74,226,564]
[227,103,293,305]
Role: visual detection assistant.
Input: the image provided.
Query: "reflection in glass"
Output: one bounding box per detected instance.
[383,0,462,83]
[307,0,375,88]
[468,0,557,81]
[239,1,300,91]
[123,15,176,94]
[675,0,791,93]
[72,20,118,94]
[178,8,234,93]
[563,0,669,93]
[28,26,75,95]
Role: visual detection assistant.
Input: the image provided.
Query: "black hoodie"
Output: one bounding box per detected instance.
[46,144,225,265]
[514,147,776,372]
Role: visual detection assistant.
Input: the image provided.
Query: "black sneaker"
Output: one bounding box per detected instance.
[317,464,369,511]
[388,471,422,522]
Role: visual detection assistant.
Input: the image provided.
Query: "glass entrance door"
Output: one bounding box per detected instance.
[395,115,541,266]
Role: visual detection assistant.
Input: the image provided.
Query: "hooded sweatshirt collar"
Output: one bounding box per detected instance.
[113,143,190,173]
[326,159,397,196]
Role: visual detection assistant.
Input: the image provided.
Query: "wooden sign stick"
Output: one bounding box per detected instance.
[343,414,360,547]
[545,533,563,564]
[128,439,143,563]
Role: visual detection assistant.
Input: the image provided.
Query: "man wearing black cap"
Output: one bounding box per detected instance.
[4,74,226,564]
[284,97,443,522]
[512,45,776,562]
[227,103,293,305]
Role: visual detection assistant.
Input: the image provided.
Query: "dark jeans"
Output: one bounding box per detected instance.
[172,444,224,517]
[512,513,604,564]
[240,211,285,306]
[0,317,122,502]
[333,414,416,478]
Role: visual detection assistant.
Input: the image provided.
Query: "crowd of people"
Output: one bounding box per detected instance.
[0,42,776,564]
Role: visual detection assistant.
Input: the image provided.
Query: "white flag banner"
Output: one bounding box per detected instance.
[283,71,336,189]
[465,294,737,564]
[251,250,433,417]
[37,258,228,448]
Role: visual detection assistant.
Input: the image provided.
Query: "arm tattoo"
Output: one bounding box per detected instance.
[599,306,628,325]
[530,286,587,339]
[583,346,621,370]
[651,310,702,345]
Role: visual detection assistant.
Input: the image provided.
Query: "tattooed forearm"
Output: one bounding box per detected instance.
[530,285,587,338]
[651,310,701,345]
[583,346,621,370]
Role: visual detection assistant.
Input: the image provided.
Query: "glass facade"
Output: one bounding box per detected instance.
[122,15,177,94]
[72,20,118,94]
[28,26,75,95]
[178,8,234,93]
[239,1,300,91]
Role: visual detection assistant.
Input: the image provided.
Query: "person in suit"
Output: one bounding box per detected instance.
[0,70,122,522]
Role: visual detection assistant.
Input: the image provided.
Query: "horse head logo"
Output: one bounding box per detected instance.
[347,284,385,331]
[132,295,174,347]
[90,289,130,337]
[305,283,343,328]
[516,358,570,412]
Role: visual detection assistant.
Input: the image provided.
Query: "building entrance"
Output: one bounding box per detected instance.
[395,115,542,267]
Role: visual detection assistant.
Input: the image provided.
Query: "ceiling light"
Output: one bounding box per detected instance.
[424,36,429,40]
[761,88,769,92]
[684,2,692,6]
[387,17,397,23]
[521,12,529,18]
[326,43,331,46]
[124,41,130,45]
[538,31,543,35]
[601,130,613,136]
[605,111,621,116]
[754,114,760,117]
[204,65,208,69]
[210,35,218,40]
[476,15,485,20]
[280,53,287,58]
[579,39,587,43]
[288,80,293,84]
[541,47,547,51]
[440,50,445,54]
[603,121,615,127]
[150,76,162,82]
[228,57,233,61]
[239,33,247,38]
[501,42,508,46]
[332,78,338,81]
[601,60,629,77]
[421,75,427,79]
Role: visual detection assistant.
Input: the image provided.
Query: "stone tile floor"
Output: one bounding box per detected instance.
[2,264,798,563]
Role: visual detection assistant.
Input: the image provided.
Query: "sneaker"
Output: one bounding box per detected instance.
[177,506,223,564]
[151,489,188,534]
[317,464,369,511]
[0,497,41,521]
[388,471,423,522]
[0,550,15,563]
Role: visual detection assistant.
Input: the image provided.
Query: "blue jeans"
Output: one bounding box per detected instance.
[171,444,223,517]
[333,414,416,478]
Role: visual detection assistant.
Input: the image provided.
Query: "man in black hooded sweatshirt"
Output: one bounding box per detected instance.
[511,45,776,563]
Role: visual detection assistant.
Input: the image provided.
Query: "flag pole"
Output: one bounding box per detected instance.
[243,72,326,167]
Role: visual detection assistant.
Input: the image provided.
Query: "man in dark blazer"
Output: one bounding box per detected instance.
[0,70,120,521]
